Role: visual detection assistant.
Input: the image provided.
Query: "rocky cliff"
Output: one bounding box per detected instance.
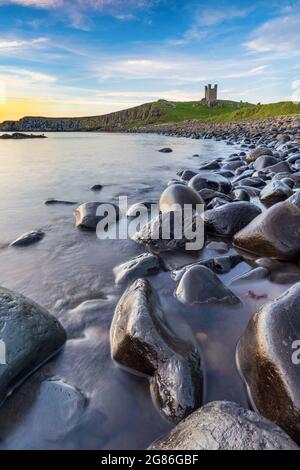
[0,102,165,132]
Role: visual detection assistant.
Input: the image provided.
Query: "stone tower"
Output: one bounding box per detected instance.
[204,84,218,107]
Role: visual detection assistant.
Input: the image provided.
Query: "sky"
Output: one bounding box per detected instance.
[0,0,299,121]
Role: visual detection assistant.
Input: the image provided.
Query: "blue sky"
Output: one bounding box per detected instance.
[0,0,299,120]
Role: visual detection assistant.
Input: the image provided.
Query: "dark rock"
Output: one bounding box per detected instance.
[180,170,198,181]
[237,283,300,445]
[198,160,220,170]
[10,230,45,247]
[236,177,265,188]
[90,184,103,191]
[206,241,228,253]
[158,148,173,153]
[111,278,203,423]
[260,161,291,175]
[204,202,261,238]
[0,286,66,404]
[234,193,300,260]
[44,198,77,205]
[233,188,250,201]
[229,267,269,285]
[74,202,119,230]
[222,160,244,171]
[175,265,240,305]
[0,133,46,140]
[188,173,231,194]
[113,253,160,285]
[260,181,293,207]
[126,201,157,218]
[159,185,203,214]
[246,148,273,163]
[148,401,298,450]
[253,155,278,170]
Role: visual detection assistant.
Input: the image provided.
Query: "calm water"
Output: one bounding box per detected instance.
[0,132,292,449]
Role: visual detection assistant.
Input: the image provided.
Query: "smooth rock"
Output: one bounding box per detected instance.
[148,401,298,450]
[234,193,300,260]
[237,283,300,445]
[113,253,160,285]
[253,155,278,170]
[204,202,261,238]
[74,202,119,230]
[159,185,203,214]
[229,267,269,285]
[246,147,273,163]
[260,181,293,207]
[0,286,66,404]
[158,148,173,153]
[111,278,203,423]
[10,230,45,247]
[175,265,240,305]
[188,173,231,194]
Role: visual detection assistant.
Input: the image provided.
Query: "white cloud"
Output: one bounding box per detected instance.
[0,66,56,84]
[244,15,300,53]
[224,65,268,79]
[0,37,48,49]
[196,7,251,27]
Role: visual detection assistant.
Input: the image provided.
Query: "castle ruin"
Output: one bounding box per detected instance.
[204,84,218,107]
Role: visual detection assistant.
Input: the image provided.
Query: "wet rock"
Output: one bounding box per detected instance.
[175,265,240,305]
[111,278,203,423]
[44,198,77,205]
[206,241,228,253]
[148,401,298,450]
[229,267,269,285]
[180,170,198,181]
[158,147,173,153]
[74,202,120,230]
[204,202,261,238]
[113,253,160,286]
[30,378,87,441]
[90,184,103,191]
[126,201,157,218]
[236,177,265,188]
[0,286,66,404]
[222,160,244,171]
[246,147,273,163]
[260,181,293,207]
[10,230,45,247]
[206,197,230,209]
[236,186,262,197]
[234,193,300,260]
[188,173,231,194]
[253,155,278,170]
[237,283,300,445]
[159,185,203,214]
[133,210,202,253]
[199,189,231,204]
[233,188,250,201]
[198,160,220,170]
[260,161,291,175]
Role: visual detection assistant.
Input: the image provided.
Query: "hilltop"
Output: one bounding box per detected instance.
[0,99,300,132]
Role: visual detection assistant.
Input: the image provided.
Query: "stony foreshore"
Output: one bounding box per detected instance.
[129,114,300,144]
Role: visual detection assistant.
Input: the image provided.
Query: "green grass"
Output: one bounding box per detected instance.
[130,100,300,127]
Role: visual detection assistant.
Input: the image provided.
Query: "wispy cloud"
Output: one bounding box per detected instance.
[0,37,48,49]
[0,0,157,29]
[244,14,300,54]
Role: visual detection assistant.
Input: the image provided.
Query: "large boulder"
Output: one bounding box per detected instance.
[259,181,293,207]
[175,265,240,305]
[159,185,203,214]
[234,193,300,260]
[148,401,298,450]
[110,279,203,423]
[204,202,261,238]
[253,155,279,170]
[246,147,273,163]
[188,173,231,194]
[0,287,66,404]
[133,211,203,253]
[237,283,300,445]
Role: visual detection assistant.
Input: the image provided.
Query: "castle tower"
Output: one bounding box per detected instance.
[204,84,218,107]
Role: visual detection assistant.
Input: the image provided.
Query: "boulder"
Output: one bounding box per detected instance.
[159,185,203,214]
[253,155,279,170]
[74,202,119,230]
[148,401,298,450]
[175,265,240,305]
[246,147,273,163]
[0,287,66,404]
[204,202,261,238]
[234,193,300,260]
[113,253,160,286]
[260,181,293,207]
[188,173,231,194]
[237,283,300,445]
[158,147,173,153]
[110,279,203,423]
[10,230,45,247]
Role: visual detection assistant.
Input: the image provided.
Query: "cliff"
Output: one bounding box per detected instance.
[0,101,165,132]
